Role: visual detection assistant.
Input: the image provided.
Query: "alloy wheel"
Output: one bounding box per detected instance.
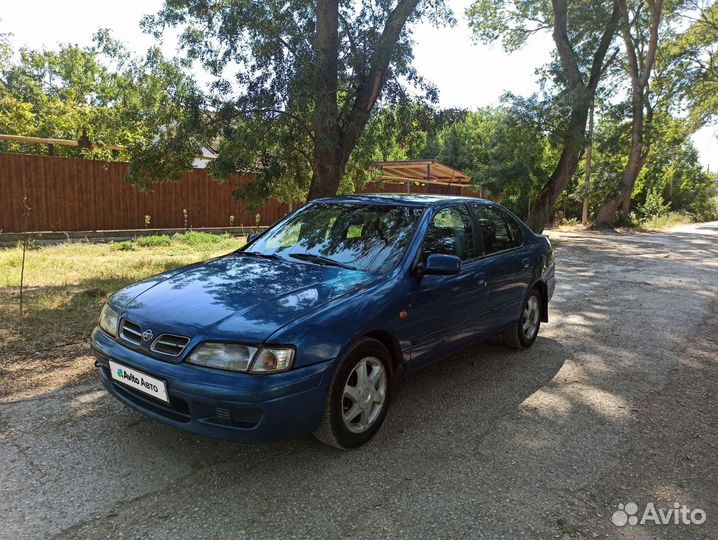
[522,294,540,340]
[341,356,387,434]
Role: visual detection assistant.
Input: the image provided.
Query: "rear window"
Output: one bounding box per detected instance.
[473,204,513,254]
[501,209,523,247]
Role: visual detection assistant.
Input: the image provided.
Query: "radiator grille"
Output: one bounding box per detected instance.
[150,334,191,357]
[119,319,142,345]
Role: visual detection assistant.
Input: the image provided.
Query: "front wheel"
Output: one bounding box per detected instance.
[313,338,392,449]
[503,288,542,349]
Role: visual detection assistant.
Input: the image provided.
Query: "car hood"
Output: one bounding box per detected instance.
[114,254,376,343]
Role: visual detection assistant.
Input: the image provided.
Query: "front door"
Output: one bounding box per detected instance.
[406,205,490,370]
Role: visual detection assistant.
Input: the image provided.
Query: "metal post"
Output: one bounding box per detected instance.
[582,99,595,225]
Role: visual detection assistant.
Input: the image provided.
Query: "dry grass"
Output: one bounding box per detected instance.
[640,211,694,231]
[0,232,243,398]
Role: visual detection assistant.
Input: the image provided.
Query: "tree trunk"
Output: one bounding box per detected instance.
[594,0,662,226]
[582,99,595,225]
[526,100,589,232]
[338,0,421,170]
[595,86,645,225]
[524,0,620,233]
[308,0,341,201]
[307,0,420,201]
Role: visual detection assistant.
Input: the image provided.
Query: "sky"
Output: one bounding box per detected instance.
[1,0,716,170]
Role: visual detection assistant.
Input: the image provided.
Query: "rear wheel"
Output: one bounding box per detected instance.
[503,288,541,349]
[314,338,392,449]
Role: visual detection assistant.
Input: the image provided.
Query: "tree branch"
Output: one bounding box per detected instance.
[551,0,584,89]
[588,0,621,92]
[639,0,663,88]
[339,0,421,167]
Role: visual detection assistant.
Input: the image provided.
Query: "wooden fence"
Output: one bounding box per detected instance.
[0,153,479,233]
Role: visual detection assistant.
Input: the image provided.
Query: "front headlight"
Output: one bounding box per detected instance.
[99,304,119,337]
[187,343,258,372]
[186,343,295,373]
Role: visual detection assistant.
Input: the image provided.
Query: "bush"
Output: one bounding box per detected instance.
[111,241,136,251]
[614,210,641,228]
[135,235,172,247]
[639,189,671,219]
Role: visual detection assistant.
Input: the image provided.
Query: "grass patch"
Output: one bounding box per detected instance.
[135,234,172,247]
[0,232,243,288]
[640,211,693,231]
[0,232,244,374]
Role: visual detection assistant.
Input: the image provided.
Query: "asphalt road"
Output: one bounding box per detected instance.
[2,223,717,540]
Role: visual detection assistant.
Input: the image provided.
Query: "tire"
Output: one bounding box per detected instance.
[503,288,542,349]
[313,338,392,449]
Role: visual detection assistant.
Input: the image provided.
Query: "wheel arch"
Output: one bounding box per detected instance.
[363,330,403,380]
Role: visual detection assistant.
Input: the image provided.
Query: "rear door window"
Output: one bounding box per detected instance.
[473,204,513,254]
[500,209,523,247]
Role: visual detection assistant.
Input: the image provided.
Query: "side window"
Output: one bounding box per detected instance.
[500,209,523,247]
[473,204,513,254]
[422,206,476,261]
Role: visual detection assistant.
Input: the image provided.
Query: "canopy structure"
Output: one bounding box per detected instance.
[372,159,470,189]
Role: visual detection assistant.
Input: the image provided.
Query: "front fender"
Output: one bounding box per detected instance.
[267,274,412,369]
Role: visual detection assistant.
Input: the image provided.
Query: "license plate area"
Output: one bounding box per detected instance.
[109,360,169,403]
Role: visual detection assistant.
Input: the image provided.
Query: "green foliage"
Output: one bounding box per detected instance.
[433,105,554,217]
[106,232,237,252]
[110,241,136,252]
[135,235,172,247]
[132,0,453,205]
[660,0,718,129]
[0,30,199,162]
[639,188,672,218]
[641,211,693,229]
[172,231,233,246]
[569,105,717,223]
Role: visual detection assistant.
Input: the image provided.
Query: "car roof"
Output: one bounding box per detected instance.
[312,193,493,208]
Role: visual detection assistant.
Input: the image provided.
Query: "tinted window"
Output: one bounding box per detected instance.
[422,206,476,261]
[501,209,523,247]
[473,204,513,254]
[246,203,423,273]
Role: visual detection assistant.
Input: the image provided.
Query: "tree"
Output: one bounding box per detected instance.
[0,31,198,162]
[430,104,554,217]
[136,0,451,204]
[663,0,718,129]
[468,0,620,232]
[595,0,665,226]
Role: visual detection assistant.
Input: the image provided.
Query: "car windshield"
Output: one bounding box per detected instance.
[244,203,424,273]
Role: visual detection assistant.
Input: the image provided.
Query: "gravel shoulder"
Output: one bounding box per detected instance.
[1,223,716,540]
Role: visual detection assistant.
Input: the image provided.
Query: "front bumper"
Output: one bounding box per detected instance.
[90,327,335,443]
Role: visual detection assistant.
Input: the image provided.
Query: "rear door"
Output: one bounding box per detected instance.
[471,203,533,329]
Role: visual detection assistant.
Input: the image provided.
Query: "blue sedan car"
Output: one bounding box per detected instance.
[91,194,555,448]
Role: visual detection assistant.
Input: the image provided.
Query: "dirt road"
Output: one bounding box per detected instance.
[1,223,716,540]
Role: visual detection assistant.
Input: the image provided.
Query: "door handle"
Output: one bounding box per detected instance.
[521,258,531,269]
[475,273,488,288]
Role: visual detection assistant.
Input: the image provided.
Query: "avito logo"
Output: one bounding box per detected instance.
[116,369,140,385]
[612,502,706,527]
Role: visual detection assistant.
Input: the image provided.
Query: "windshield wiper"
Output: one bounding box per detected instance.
[289,253,356,270]
[237,251,281,260]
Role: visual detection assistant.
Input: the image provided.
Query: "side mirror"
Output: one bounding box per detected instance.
[423,254,462,276]
[247,233,259,243]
